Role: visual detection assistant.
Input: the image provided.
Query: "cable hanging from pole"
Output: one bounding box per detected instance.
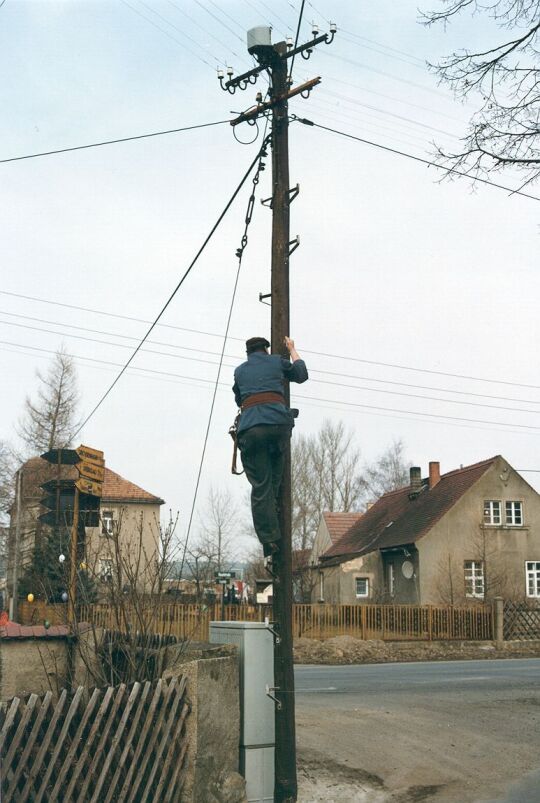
[178,131,271,576]
[72,140,270,440]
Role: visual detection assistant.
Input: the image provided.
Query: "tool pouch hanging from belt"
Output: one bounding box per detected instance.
[228,392,287,475]
[228,411,243,475]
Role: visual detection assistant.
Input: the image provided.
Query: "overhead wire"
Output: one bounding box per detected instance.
[4,338,540,436]
[193,0,246,45]
[2,308,540,405]
[164,0,248,64]
[119,0,216,68]
[289,0,306,84]
[133,0,228,65]
[3,317,539,416]
[295,117,540,203]
[71,140,269,439]
[0,120,229,165]
[181,127,270,570]
[3,289,540,390]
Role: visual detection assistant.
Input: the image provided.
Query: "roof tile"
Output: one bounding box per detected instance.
[323,512,364,544]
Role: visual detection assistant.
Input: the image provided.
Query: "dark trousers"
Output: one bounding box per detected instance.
[238,424,291,546]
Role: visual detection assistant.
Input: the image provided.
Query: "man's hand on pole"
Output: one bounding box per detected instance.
[284,336,301,362]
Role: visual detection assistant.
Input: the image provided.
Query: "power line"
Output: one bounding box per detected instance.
[181,132,269,571]
[6,307,540,405]
[297,118,540,202]
[4,337,540,435]
[3,289,540,390]
[289,0,306,83]
[72,139,269,439]
[120,0,215,68]
[4,318,540,417]
[0,120,228,164]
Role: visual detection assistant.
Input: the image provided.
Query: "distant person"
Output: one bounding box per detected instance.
[233,336,308,559]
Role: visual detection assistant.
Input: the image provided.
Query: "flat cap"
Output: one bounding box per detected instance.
[246,336,270,354]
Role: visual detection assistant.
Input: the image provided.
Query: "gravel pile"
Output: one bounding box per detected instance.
[293,636,540,664]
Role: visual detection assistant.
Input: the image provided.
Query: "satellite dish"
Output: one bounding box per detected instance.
[402,560,414,579]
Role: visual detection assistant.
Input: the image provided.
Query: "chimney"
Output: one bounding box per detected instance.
[409,466,422,499]
[429,461,440,489]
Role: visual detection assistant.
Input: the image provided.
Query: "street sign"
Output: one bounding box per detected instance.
[38,482,76,526]
[75,477,103,497]
[40,448,80,465]
[215,571,236,580]
[77,461,105,483]
[76,444,104,466]
[41,479,76,494]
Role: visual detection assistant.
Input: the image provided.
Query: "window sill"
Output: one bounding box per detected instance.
[481,524,528,531]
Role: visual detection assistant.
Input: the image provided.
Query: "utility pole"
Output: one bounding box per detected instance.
[218,23,336,803]
[268,39,296,803]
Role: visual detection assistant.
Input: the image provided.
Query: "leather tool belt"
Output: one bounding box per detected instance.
[241,391,286,410]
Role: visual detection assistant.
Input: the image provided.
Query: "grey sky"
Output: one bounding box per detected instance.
[2,1,539,556]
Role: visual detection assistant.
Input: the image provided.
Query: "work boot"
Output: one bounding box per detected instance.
[262,541,280,580]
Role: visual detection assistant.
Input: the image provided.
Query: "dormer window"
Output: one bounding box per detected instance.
[483,501,501,525]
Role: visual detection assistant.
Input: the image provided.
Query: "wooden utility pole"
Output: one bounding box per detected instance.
[269,41,296,803]
[221,25,336,802]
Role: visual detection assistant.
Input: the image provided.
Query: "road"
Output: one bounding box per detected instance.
[295,659,540,802]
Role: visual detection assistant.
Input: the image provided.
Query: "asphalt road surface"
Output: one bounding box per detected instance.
[295,659,540,802]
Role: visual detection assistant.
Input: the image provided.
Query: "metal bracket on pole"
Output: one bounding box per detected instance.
[264,617,281,644]
[265,684,282,709]
[260,196,273,208]
[288,236,300,257]
[259,292,271,306]
[288,184,300,204]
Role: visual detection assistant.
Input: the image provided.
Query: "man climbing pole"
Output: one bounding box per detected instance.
[233,336,308,559]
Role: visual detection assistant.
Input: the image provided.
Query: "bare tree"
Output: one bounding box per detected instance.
[422,1,540,186]
[0,439,16,525]
[292,420,364,552]
[18,347,80,454]
[362,439,411,503]
[196,486,238,573]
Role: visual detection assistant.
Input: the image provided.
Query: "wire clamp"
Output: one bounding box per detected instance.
[260,196,273,208]
[259,292,271,306]
[264,617,281,644]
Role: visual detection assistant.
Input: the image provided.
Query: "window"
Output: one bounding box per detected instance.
[464,561,484,598]
[386,563,395,597]
[483,501,501,525]
[99,559,113,583]
[355,577,369,598]
[526,562,540,598]
[505,501,523,526]
[318,572,325,602]
[102,511,114,536]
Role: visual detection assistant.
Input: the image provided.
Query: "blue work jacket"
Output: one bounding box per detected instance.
[233,352,308,433]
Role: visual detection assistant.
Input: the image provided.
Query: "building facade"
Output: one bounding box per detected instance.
[313,457,540,605]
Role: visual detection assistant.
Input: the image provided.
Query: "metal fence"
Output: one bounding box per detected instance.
[17,600,493,641]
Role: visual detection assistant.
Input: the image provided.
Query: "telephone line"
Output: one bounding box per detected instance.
[3,319,540,416]
[0,120,228,164]
[3,338,540,435]
[5,307,539,404]
[298,118,540,202]
[3,289,540,390]
[72,140,268,438]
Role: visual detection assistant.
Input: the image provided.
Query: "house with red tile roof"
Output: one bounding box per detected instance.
[312,457,540,605]
[309,512,364,601]
[7,457,164,602]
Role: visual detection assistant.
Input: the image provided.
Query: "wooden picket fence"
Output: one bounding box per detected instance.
[18,600,493,641]
[503,600,540,640]
[0,675,189,802]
